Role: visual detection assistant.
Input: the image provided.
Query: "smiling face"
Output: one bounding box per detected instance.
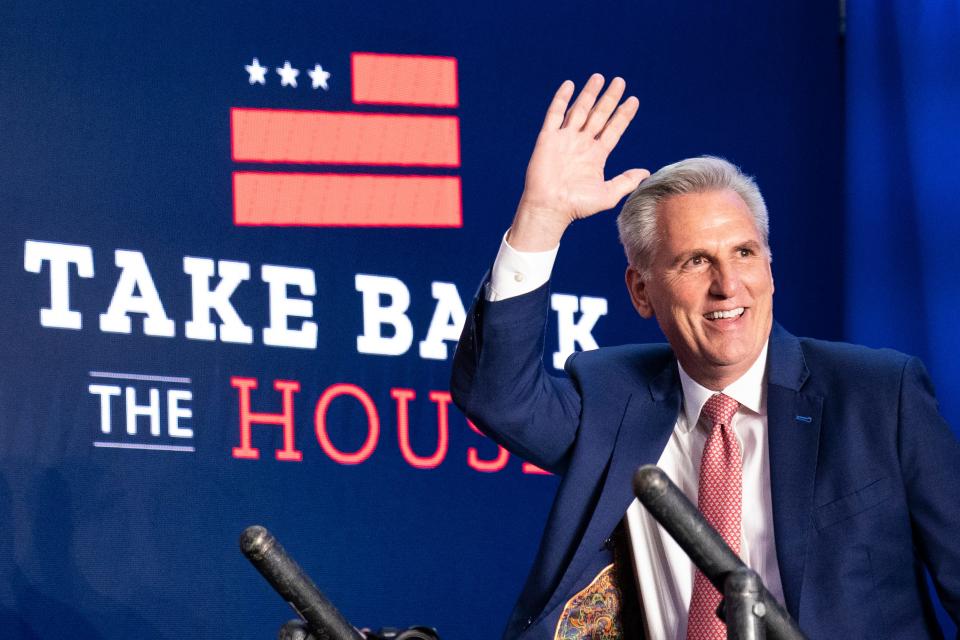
[625,189,774,390]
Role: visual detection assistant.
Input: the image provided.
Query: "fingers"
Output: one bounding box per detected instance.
[542,80,575,131]
[597,95,640,152]
[545,74,637,143]
[602,168,651,208]
[583,77,626,137]
[561,73,605,130]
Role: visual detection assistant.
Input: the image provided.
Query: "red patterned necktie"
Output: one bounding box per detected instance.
[686,393,742,640]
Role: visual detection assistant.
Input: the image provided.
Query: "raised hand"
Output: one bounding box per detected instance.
[507,74,649,252]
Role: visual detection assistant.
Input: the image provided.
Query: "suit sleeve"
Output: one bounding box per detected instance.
[897,356,960,628]
[450,279,581,474]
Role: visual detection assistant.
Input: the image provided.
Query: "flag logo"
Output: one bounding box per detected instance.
[231,52,462,228]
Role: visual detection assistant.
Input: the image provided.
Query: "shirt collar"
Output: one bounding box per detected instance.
[676,339,769,433]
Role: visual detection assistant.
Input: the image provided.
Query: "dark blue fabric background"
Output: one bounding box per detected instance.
[846,2,960,635]
[0,0,952,637]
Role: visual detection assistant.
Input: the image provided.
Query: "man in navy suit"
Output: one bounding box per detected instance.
[451,74,960,639]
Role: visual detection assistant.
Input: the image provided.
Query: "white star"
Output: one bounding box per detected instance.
[245,57,267,85]
[276,61,299,88]
[308,64,331,90]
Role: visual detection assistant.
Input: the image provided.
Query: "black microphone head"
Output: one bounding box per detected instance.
[240,524,273,560]
[633,464,669,505]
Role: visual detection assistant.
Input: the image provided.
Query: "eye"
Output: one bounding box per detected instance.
[738,247,754,258]
[684,254,707,269]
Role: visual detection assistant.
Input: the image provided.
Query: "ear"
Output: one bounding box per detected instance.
[625,266,655,319]
[768,256,775,296]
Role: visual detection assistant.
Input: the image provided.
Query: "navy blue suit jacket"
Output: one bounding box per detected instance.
[451,282,960,639]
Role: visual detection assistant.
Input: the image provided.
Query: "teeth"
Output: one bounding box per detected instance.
[705,307,744,320]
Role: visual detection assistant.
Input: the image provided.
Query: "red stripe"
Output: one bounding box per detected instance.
[231,108,460,167]
[351,52,458,107]
[232,172,462,228]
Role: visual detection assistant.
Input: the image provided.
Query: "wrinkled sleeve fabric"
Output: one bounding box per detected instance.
[897,356,960,628]
[451,279,581,475]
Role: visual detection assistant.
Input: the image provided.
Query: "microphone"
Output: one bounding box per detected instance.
[240,525,362,640]
[633,465,807,640]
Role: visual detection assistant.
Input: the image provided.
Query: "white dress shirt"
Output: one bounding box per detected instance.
[487,233,785,639]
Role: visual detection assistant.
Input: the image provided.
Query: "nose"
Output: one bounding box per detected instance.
[709,261,741,298]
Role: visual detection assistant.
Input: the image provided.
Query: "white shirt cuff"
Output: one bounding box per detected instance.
[485,230,559,301]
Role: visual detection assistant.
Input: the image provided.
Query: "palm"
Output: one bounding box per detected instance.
[525,130,618,221]
[520,75,647,225]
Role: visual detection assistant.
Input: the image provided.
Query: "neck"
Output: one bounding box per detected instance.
[681,366,745,392]
[678,352,765,392]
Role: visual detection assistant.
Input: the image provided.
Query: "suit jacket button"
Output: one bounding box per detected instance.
[602,536,613,550]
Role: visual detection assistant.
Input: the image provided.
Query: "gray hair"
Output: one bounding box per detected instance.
[616,156,769,276]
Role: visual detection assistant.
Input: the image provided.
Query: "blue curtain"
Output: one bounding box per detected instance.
[846,2,960,634]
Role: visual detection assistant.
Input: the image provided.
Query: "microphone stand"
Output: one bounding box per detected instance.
[724,567,766,640]
[240,525,362,640]
[633,465,807,640]
[240,526,441,640]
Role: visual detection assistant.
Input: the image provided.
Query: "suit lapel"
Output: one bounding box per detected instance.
[542,360,682,617]
[538,326,822,625]
[766,325,822,620]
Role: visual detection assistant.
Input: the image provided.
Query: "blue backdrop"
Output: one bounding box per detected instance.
[0,0,951,638]
[846,1,960,635]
